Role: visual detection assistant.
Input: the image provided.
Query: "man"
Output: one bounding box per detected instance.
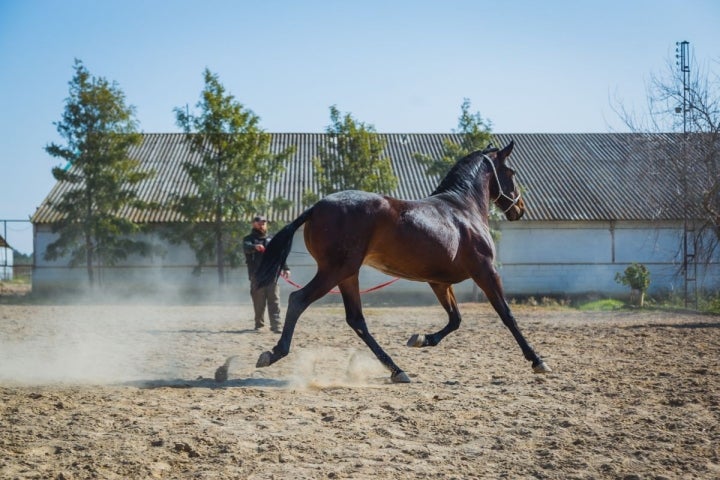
[243,215,290,333]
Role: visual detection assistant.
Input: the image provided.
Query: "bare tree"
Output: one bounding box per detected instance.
[615,44,719,274]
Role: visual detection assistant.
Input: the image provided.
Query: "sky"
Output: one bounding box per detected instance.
[1,0,719,254]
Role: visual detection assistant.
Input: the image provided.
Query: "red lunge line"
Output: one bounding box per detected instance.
[282,275,400,294]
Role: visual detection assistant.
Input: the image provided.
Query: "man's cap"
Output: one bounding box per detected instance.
[253,215,267,222]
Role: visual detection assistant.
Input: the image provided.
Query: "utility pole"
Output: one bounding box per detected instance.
[676,40,697,308]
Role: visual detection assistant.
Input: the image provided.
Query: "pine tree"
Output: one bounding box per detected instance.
[414,98,494,179]
[307,105,397,205]
[171,69,294,284]
[44,60,154,287]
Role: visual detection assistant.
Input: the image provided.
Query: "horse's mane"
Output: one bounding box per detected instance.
[430,150,490,197]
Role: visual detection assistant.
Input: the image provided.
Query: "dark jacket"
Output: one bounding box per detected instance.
[243,229,288,281]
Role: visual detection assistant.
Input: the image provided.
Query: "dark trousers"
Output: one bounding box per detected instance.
[250,280,281,330]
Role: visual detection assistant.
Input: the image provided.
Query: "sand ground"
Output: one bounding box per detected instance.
[1,302,718,479]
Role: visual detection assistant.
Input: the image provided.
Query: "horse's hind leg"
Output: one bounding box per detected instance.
[473,265,551,373]
[256,273,336,368]
[407,282,461,348]
[338,274,410,383]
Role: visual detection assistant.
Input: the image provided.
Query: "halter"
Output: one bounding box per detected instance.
[482,154,522,213]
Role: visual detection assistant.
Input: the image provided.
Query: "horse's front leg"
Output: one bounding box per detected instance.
[474,267,551,374]
[407,282,461,348]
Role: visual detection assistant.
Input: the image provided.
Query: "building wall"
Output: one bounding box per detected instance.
[497,220,718,297]
[32,225,247,297]
[0,246,12,281]
[32,220,720,302]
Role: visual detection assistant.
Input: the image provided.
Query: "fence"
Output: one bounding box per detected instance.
[0,219,33,282]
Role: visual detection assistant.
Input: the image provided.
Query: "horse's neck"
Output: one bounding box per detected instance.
[466,171,493,216]
[432,179,491,220]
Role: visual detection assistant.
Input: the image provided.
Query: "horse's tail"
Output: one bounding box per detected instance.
[255,207,313,288]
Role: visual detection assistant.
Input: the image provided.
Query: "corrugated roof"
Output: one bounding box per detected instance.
[32,132,697,224]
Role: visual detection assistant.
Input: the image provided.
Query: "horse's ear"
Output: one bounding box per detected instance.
[481,143,499,155]
[497,140,515,163]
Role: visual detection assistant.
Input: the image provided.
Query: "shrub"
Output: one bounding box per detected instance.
[615,263,651,307]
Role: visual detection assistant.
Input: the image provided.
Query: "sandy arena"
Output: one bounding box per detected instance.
[0,302,718,479]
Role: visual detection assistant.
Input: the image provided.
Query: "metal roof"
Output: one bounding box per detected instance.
[32,132,695,224]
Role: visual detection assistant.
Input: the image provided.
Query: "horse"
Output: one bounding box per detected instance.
[251,140,551,383]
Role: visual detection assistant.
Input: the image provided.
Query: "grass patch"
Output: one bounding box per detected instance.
[576,298,626,311]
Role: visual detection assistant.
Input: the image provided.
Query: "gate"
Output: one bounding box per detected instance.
[0,219,33,282]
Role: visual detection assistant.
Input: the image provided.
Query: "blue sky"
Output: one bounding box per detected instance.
[1,0,719,254]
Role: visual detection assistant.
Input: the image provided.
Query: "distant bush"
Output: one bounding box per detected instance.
[615,263,651,307]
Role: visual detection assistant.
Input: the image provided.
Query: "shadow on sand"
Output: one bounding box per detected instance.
[122,376,289,389]
[145,328,259,335]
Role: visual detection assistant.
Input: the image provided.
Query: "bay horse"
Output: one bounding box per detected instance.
[253,141,550,383]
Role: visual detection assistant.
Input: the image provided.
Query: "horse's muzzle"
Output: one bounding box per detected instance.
[505,199,525,221]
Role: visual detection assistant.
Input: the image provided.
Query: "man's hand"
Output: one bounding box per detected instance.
[255,244,265,253]
[281,270,290,279]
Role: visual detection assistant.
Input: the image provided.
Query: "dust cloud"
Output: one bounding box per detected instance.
[0,289,386,388]
[0,305,186,385]
[285,348,387,389]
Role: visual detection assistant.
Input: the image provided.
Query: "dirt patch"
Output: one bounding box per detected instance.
[1,303,718,479]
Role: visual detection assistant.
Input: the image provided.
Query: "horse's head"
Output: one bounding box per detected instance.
[486,141,525,221]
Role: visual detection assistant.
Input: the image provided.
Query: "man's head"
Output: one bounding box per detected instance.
[253,215,268,233]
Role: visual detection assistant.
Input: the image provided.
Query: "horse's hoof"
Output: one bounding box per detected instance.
[256,351,273,368]
[533,360,552,374]
[407,334,426,348]
[391,371,411,383]
[214,365,229,383]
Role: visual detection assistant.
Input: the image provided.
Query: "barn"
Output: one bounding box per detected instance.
[0,234,13,281]
[31,132,719,302]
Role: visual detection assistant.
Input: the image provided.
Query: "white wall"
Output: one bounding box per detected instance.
[497,220,718,296]
[276,220,720,302]
[33,220,720,301]
[32,226,248,297]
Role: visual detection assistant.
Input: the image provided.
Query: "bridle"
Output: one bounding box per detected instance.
[482,154,522,213]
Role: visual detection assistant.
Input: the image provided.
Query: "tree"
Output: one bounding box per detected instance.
[413,98,494,178]
[413,99,502,237]
[171,69,295,284]
[44,60,154,287]
[646,46,719,242]
[306,105,397,204]
[614,43,719,295]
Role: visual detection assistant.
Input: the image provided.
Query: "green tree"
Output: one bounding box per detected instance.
[414,98,494,178]
[615,263,651,307]
[307,105,397,204]
[414,99,502,238]
[44,59,154,287]
[171,69,295,284]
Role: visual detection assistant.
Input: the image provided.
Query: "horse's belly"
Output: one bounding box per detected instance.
[364,254,467,284]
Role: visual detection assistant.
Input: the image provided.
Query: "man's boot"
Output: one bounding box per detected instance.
[270,317,282,334]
